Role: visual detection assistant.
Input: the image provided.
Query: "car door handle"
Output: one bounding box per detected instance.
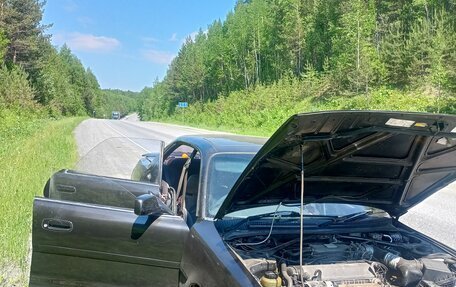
[42,219,73,232]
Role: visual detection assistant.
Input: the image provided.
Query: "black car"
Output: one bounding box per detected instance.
[30,111,456,287]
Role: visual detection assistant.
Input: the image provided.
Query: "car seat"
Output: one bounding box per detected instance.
[162,158,187,191]
[162,158,201,191]
[185,174,199,227]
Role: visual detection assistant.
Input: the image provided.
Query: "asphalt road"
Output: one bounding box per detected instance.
[400,187,456,249]
[73,114,223,178]
[73,115,456,249]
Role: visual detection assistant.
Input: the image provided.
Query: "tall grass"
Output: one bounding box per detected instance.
[165,79,456,136]
[0,115,83,286]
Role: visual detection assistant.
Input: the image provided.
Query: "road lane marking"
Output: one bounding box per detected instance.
[103,120,150,152]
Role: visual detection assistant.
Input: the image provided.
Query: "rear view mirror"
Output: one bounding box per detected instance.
[134,193,172,216]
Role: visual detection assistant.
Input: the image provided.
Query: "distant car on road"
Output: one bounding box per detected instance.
[30,111,456,287]
[111,111,120,119]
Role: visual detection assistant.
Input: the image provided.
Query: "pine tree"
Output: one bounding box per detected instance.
[0,29,8,64]
[0,0,50,69]
[406,18,432,87]
[381,22,408,87]
[331,0,382,93]
[0,64,35,108]
[429,9,453,111]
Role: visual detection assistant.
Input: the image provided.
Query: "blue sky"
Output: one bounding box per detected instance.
[42,0,236,91]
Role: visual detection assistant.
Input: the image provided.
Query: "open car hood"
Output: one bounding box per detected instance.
[216,111,456,218]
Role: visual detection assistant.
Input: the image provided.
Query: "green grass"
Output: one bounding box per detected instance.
[161,83,456,137]
[0,116,84,286]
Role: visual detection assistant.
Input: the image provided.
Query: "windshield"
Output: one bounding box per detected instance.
[206,153,255,216]
[224,203,387,219]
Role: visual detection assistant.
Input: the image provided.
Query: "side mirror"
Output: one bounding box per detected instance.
[131,153,161,185]
[134,193,172,216]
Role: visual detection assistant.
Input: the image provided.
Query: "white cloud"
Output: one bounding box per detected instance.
[181,30,208,44]
[143,49,175,65]
[169,33,178,42]
[189,31,199,41]
[56,33,120,52]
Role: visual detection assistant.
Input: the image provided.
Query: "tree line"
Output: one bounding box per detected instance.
[139,0,456,120]
[0,0,136,118]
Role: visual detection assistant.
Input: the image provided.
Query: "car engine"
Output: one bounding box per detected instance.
[227,231,456,287]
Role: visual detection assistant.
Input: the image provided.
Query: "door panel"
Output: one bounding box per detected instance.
[46,170,160,209]
[30,198,189,287]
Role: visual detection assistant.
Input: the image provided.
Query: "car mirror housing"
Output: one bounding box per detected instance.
[134,193,171,216]
[131,152,163,185]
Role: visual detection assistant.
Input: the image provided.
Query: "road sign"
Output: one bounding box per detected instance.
[178,102,188,108]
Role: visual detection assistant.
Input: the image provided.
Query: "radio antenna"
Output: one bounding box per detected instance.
[299,144,305,286]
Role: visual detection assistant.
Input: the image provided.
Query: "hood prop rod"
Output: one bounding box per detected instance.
[299,144,305,286]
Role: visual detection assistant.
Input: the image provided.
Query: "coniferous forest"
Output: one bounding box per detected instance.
[138,0,456,135]
[1,0,456,134]
[0,0,137,121]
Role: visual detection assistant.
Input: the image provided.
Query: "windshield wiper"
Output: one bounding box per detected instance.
[222,210,301,233]
[317,210,372,227]
[222,209,343,234]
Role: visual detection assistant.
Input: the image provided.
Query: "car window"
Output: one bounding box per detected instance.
[206,153,255,216]
[161,144,201,224]
[162,144,198,191]
[47,138,164,210]
[165,145,195,161]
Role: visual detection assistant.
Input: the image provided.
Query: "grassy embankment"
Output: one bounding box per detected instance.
[161,79,455,137]
[0,111,83,285]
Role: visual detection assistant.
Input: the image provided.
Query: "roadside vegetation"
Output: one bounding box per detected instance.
[0,0,138,284]
[0,0,137,118]
[0,116,83,286]
[170,81,448,136]
[138,0,456,136]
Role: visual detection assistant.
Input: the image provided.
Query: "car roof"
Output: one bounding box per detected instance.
[174,134,267,154]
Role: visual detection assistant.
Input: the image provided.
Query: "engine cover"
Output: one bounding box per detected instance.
[289,262,382,286]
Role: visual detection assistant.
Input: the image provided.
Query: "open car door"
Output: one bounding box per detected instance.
[29,138,189,287]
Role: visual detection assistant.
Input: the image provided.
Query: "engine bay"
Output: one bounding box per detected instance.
[226,230,456,287]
